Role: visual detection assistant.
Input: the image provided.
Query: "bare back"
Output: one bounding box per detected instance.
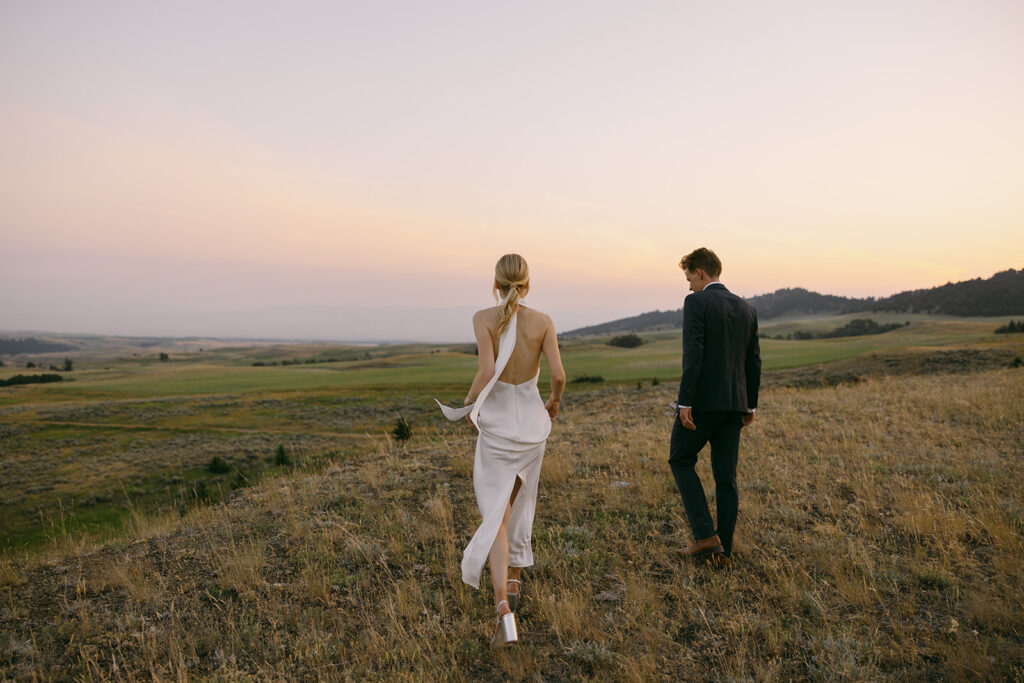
[473,306,558,385]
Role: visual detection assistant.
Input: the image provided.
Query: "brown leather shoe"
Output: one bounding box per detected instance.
[676,534,725,560]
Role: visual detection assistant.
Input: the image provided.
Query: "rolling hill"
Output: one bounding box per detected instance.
[566,268,1023,336]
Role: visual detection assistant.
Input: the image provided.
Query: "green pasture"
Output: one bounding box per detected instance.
[758,311,1022,335]
[0,318,1015,402]
[758,320,1013,369]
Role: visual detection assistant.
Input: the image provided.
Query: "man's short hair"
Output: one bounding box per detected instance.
[679,248,722,277]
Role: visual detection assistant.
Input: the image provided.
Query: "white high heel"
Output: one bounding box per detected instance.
[491,600,518,647]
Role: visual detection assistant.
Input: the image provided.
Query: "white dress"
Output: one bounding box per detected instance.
[436,312,552,588]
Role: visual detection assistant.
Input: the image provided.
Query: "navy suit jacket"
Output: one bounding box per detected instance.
[677,283,761,412]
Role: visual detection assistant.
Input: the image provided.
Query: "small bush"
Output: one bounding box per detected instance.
[1011,357,1023,368]
[192,480,210,502]
[207,456,230,474]
[274,445,292,467]
[995,320,1022,334]
[392,416,412,442]
[159,352,169,361]
[231,470,250,490]
[608,333,644,348]
[63,358,73,371]
[651,377,660,386]
[571,375,604,384]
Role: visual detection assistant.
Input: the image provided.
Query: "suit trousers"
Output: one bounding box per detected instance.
[668,410,744,556]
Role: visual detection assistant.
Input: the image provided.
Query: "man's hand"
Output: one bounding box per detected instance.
[742,411,755,427]
[679,406,696,430]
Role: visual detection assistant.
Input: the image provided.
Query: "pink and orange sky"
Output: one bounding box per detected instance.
[2,1,1022,341]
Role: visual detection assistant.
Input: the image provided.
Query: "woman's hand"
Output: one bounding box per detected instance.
[545,397,560,420]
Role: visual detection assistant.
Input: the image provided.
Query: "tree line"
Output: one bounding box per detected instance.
[770,319,907,341]
[0,337,76,354]
[0,374,66,387]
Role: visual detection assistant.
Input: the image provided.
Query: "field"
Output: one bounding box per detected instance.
[1,316,1022,679]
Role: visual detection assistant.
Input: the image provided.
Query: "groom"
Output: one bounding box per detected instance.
[670,247,761,568]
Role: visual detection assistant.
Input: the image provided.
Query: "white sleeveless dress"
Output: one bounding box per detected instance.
[436,312,552,588]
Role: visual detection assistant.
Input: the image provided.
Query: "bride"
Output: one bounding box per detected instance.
[436,253,566,647]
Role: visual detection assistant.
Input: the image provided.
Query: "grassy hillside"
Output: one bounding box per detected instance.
[1,367,1021,679]
[1,318,1021,552]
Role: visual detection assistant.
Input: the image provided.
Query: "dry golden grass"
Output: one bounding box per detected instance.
[1,366,1022,679]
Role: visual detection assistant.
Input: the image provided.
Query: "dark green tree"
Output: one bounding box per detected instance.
[608,333,644,348]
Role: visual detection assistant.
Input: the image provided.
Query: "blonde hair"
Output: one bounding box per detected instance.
[493,253,529,335]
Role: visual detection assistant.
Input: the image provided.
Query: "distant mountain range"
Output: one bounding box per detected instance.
[566,268,1024,336]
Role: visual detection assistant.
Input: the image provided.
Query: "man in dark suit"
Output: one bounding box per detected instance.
[670,247,761,568]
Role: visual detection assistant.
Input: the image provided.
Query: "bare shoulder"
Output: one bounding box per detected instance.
[520,306,555,331]
[472,307,499,333]
[473,307,499,322]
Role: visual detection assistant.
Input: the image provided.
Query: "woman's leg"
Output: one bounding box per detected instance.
[488,476,523,612]
[508,476,524,587]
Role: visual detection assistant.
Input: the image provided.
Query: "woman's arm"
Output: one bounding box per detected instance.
[464,311,496,405]
[541,315,566,419]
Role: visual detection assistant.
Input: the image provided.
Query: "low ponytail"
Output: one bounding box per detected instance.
[493,254,530,336]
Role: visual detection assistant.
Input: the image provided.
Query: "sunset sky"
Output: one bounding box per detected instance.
[2,1,1022,341]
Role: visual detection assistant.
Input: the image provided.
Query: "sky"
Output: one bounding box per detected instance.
[2,0,1022,341]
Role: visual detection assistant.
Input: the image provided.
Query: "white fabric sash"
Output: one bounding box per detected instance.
[435,312,517,429]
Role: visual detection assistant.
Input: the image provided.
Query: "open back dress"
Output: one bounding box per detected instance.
[436,311,552,588]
